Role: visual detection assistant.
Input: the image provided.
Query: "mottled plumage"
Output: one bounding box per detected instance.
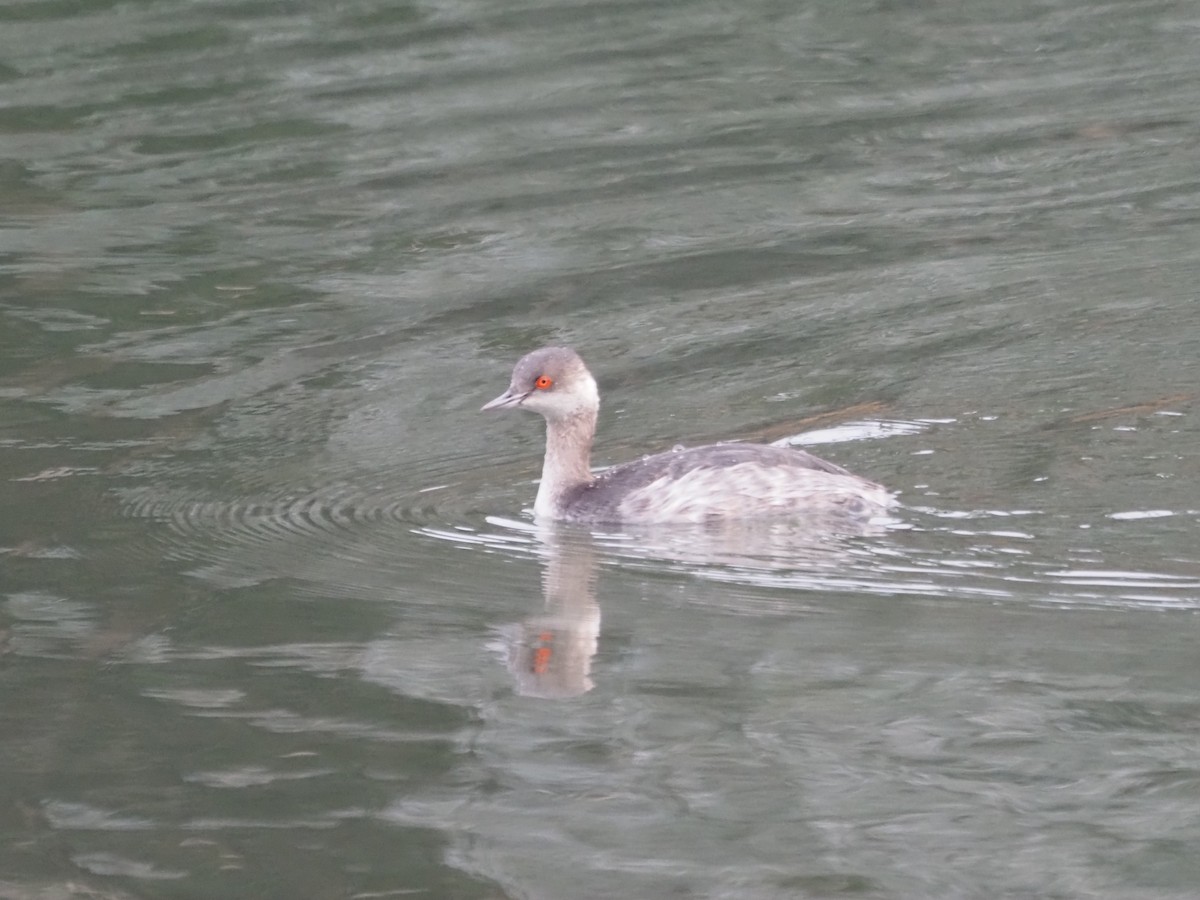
[482,346,894,525]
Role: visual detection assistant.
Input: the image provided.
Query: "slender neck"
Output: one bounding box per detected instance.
[535,409,597,518]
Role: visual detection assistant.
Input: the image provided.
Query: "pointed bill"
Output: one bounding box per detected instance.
[481,388,525,411]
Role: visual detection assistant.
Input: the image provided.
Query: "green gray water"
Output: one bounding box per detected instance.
[2,0,1199,897]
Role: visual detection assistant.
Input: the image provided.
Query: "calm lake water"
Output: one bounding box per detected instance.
[2,0,1199,897]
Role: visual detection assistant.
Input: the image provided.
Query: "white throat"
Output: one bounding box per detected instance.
[532,379,599,518]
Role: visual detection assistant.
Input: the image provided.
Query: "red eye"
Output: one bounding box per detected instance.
[535,375,553,390]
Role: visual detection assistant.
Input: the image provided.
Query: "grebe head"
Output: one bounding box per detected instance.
[481,346,599,423]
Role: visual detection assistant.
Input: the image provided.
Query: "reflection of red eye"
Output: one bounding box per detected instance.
[535,375,553,390]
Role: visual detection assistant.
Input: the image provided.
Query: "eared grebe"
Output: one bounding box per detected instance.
[482,346,894,524]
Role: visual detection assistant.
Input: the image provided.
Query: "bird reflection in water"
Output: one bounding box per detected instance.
[500,526,601,699]
[500,514,893,699]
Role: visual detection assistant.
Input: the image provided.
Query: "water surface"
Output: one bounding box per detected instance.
[2,0,1199,897]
